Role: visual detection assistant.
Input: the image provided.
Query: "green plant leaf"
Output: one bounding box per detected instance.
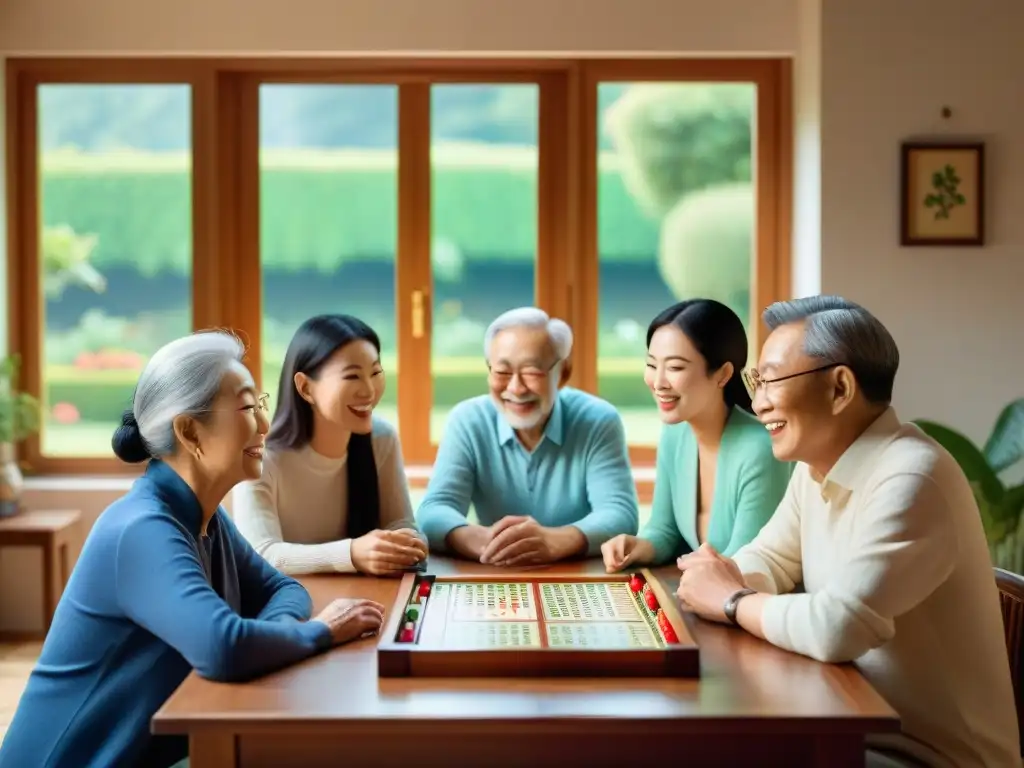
[983,398,1024,474]
[0,354,40,444]
[984,484,1024,543]
[999,483,1024,517]
[914,419,1004,503]
[14,392,41,442]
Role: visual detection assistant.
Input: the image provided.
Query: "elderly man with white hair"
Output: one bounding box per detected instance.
[416,307,639,566]
[675,296,1020,768]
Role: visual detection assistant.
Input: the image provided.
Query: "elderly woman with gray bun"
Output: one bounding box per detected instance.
[0,331,385,768]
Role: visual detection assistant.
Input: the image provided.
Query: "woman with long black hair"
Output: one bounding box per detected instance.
[602,299,791,571]
[234,314,427,576]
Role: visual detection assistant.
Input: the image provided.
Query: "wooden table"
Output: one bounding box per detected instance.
[153,558,899,768]
[0,509,81,637]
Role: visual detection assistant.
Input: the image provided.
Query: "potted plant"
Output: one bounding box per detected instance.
[0,354,42,517]
[914,399,1024,572]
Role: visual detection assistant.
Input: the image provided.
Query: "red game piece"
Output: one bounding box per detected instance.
[417,580,431,598]
[654,609,677,642]
[628,573,644,593]
[398,620,416,643]
[644,589,659,611]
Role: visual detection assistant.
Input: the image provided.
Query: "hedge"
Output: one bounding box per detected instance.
[40,149,659,275]
[46,361,655,421]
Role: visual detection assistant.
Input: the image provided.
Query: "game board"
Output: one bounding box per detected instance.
[377,570,699,678]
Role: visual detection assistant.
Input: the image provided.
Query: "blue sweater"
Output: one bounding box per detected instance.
[0,460,333,768]
[416,388,639,555]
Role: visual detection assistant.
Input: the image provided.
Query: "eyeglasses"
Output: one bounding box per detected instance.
[221,393,270,416]
[242,393,271,414]
[487,359,560,384]
[190,393,271,419]
[742,363,841,396]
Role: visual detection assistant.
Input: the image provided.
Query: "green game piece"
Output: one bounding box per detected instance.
[405,607,420,622]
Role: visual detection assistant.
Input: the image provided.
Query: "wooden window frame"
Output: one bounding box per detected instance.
[5,57,790,478]
[4,59,247,476]
[573,59,793,465]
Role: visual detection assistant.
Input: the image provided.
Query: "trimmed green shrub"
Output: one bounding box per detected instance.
[45,368,655,422]
[657,182,753,328]
[40,154,661,274]
[603,83,753,217]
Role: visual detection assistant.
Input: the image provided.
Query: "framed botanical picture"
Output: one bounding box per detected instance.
[900,141,985,246]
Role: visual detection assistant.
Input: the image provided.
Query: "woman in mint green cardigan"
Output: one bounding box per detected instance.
[602,299,792,570]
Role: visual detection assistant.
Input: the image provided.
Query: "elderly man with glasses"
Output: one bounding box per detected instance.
[676,295,1019,768]
[416,307,639,567]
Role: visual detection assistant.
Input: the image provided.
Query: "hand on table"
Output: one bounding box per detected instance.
[479,516,584,567]
[600,534,655,572]
[445,524,493,561]
[676,543,747,624]
[313,598,386,645]
[677,542,745,583]
[351,529,428,576]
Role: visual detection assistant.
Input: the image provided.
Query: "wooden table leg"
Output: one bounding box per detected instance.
[189,732,238,768]
[42,543,55,635]
[812,734,865,768]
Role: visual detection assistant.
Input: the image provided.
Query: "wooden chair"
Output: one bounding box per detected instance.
[994,566,1024,755]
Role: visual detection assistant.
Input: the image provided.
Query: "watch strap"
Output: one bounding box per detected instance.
[723,587,756,625]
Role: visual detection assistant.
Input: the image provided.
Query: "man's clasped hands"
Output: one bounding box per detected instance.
[446,516,589,567]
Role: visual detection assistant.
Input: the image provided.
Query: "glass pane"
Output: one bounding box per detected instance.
[430,84,539,443]
[597,82,756,447]
[259,85,399,428]
[38,84,193,457]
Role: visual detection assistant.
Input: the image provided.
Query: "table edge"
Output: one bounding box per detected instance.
[151,713,902,737]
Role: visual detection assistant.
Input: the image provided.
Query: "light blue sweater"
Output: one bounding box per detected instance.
[416,388,639,555]
[640,406,793,562]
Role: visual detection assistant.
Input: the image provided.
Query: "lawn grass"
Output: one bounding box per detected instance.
[45,355,649,382]
[41,405,661,457]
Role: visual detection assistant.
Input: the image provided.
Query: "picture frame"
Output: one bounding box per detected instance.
[900,141,985,246]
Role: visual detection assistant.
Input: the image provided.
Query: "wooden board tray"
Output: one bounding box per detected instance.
[377,569,699,678]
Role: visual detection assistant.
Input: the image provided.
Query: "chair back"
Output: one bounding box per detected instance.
[994,566,1024,755]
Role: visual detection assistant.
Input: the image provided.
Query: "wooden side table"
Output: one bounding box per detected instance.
[0,510,82,637]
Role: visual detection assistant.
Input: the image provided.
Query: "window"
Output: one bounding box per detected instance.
[6,59,791,475]
[258,84,400,430]
[577,61,791,463]
[428,84,539,449]
[35,84,193,459]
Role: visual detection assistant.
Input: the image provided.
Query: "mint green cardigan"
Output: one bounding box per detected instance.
[640,406,793,563]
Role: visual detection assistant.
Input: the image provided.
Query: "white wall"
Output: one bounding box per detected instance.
[0,0,798,55]
[790,0,821,298]
[819,0,1024,446]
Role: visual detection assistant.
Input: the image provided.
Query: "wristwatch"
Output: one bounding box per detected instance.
[723,587,756,625]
